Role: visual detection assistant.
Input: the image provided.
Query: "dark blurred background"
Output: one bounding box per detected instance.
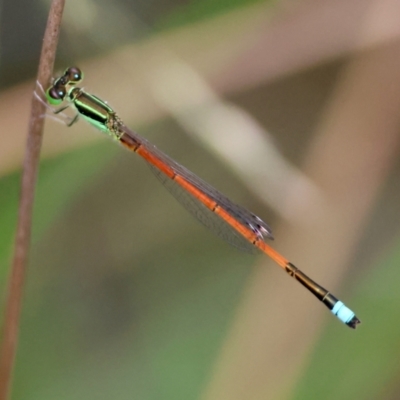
[1,0,400,399]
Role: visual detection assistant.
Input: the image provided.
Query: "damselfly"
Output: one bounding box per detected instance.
[43,67,360,328]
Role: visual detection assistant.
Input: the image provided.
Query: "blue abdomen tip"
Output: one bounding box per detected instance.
[331,301,355,324]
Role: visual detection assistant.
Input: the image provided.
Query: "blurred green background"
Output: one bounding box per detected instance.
[1,0,400,399]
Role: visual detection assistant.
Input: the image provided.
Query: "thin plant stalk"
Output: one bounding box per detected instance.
[0,1,65,399]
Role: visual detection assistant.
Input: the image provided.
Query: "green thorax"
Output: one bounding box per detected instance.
[69,87,116,134]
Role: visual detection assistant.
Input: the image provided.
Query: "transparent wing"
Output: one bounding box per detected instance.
[122,129,274,253]
[148,164,261,253]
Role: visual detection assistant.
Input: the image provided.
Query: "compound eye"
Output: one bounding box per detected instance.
[64,66,83,84]
[46,85,66,105]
